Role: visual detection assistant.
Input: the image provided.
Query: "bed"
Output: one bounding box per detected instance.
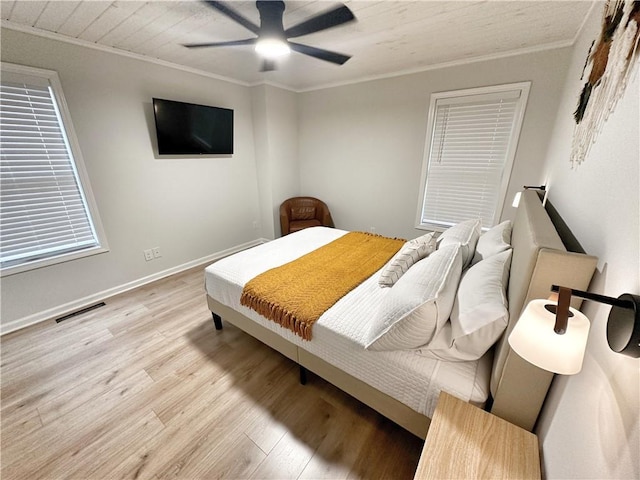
[204,190,598,437]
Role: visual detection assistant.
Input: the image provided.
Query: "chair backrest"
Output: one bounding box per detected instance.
[289,199,319,221]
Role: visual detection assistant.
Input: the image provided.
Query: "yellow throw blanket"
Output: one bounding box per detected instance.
[240,232,404,340]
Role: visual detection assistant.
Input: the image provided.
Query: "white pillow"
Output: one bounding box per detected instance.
[379,232,437,287]
[366,243,463,351]
[471,220,512,265]
[437,219,481,268]
[422,249,512,361]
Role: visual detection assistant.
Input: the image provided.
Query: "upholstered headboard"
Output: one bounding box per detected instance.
[489,190,598,430]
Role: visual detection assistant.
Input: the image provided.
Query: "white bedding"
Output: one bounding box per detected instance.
[204,227,491,418]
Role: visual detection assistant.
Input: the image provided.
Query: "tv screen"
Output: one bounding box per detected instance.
[152,98,233,155]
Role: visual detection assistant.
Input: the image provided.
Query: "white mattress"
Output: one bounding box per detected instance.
[204,227,491,418]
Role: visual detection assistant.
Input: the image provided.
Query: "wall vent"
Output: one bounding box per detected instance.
[55,302,106,323]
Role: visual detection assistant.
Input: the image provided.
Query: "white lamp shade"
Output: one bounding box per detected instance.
[255,38,290,58]
[509,299,590,375]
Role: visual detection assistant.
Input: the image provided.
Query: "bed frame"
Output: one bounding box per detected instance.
[206,190,597,437]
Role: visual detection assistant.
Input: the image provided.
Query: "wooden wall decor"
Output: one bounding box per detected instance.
[571,0,640,167]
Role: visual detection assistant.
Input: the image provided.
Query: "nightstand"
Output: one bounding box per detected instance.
[414,392,541,479]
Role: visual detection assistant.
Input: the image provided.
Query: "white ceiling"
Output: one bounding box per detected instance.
[1,0,596,91]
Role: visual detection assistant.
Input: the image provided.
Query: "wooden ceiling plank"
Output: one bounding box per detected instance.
[33,2,80,32]
[78,1,146,43]
[134,3,220,54]
[57,1,113,37]
[101,2,174,48]
[1,1,16,21]
[115,3,189,51]
[8,0,47,26]
[346,2,514,36]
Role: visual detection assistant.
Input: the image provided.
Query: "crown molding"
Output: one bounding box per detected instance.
[2,19,582,95]
[1,20,253,88]
[295,39,576,93]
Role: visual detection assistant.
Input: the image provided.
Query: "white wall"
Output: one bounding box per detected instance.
[0,28,262,331]
[298,48,573,240]
[250,84,300,239]
[250,85,272,237]
[264,86,300,237]
[535,5,640,479]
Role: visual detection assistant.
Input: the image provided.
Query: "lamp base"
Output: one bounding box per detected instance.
[607,294,640,358]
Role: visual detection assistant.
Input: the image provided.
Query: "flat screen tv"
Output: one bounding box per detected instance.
[152,98,233,155]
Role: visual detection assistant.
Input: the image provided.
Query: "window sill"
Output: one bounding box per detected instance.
[1,246,110,278]
[415,223,447,233]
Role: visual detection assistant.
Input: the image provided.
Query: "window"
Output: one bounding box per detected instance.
[0,63,107,275]
[416,82,530,231]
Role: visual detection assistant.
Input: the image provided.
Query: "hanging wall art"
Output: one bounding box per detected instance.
[571,0,640,167]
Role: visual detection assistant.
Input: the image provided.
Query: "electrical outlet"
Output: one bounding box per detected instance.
[144,249,153,261]
[252,220,258,230]
[369,226,376,233]
[152,247,161,258]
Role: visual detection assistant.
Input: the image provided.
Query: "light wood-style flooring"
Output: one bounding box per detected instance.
[1,265,423,479]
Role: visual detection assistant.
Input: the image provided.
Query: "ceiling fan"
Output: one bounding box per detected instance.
[183,1,356,71]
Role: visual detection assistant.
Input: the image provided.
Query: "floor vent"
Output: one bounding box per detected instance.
[55,302,106,323]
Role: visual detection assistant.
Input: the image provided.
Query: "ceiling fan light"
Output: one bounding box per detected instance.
[255,38,290,58]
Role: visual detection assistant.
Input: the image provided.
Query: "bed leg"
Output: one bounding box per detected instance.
[212,313,223,330]
[299,366,307,385]
[484,395,494,412]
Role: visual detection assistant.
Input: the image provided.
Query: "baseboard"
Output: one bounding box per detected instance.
[0,238,269,336]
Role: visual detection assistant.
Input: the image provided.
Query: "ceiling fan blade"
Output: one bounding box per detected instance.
[285,5,355,39]
[183,38,256,48]
[203,1,259,34]
[260,60,277,72]
[289,42,351,65]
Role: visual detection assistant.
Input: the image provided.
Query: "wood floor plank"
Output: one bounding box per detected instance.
[32,410,165,480]
[298,402,377,480]
[0,265,423,479]
[106,351,301,478]
[2,371,170,476]
[248,391,344,480]
[346,416,425,479]
[143,325,224,382]
[84,443,157,480]
[193,433,267,480]
[98,302,154,337]
[0,327,115,387]
[0,406,42,445]
[1,322,113,367]
[0,325,166,417]
[37,367,154,425]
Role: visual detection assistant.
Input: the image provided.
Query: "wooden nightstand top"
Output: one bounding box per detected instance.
[414,392,541,479]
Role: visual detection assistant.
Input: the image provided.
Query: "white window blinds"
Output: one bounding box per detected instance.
[1,65,103,272]
[417,83,530,230]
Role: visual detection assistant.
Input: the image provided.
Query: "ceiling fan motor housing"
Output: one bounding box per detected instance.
[256,1,287,40]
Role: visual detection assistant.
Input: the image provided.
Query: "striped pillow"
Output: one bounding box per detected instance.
[378,232,437,287]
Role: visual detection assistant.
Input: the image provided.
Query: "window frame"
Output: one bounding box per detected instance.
[1,62,108,276]
[415,82,531,232]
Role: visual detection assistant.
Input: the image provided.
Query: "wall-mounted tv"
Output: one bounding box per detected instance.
[152,98,233,155]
